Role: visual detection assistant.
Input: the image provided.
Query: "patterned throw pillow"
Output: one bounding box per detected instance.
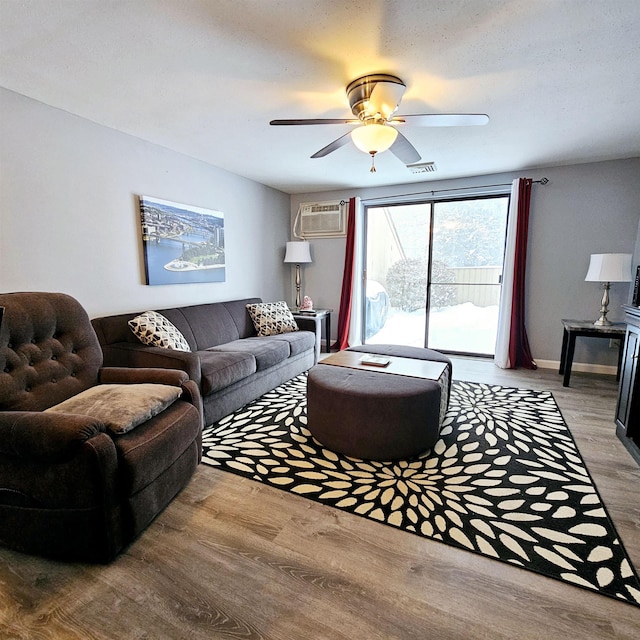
[128,311,191,351]
[246,301,299,337]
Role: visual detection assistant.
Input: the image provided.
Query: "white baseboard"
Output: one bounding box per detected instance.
[535,359,618,376]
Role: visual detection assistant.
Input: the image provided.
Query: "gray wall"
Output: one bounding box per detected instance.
[291,158,640,369]
[3,85,638,371]
[0,88,291,318]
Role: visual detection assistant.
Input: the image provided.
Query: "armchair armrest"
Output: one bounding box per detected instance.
[180,379,204,426]
[0,412,107,462]
[99,367,189,386]
[101,343,201,385]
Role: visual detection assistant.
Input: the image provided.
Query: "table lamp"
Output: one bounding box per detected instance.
[284,241,312,310]
[585,253,632,326]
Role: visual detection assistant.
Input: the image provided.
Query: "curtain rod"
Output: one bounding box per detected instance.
[350,177,549,206]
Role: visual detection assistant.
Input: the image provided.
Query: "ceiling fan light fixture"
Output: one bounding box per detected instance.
[271,73,487,166]
[350,124,398,155]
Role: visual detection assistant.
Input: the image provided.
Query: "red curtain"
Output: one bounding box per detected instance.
[508,178,537,369]
[333,197,357,350]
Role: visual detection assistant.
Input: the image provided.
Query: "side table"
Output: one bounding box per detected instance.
[559,319,626,387]
[293,309,332,361]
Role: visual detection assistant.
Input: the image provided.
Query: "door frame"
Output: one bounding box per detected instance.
[360,193,511,355]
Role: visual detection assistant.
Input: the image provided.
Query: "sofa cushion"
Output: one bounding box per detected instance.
[246,301,298,337]
[199,350,256,396]
[128,311,191,352]
[267,330,316,357]
[211,337,290,371]
[45,383,182,434]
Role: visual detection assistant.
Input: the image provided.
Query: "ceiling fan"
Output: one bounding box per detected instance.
[270,73,489,172]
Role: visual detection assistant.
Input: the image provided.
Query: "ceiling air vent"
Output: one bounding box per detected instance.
[407,162,437,174]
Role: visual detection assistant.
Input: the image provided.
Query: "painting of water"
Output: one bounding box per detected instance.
[139,195,225,285]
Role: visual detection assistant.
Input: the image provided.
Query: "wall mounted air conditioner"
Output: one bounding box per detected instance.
[295,201,347,238]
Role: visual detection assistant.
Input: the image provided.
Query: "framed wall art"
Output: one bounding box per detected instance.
[138,195,225,285]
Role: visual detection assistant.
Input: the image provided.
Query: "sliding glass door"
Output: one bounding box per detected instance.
[427,197,509,355]
[363,196,509,356]
[363,203,430,346]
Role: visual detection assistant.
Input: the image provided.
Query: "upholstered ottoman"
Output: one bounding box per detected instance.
[306,345,452,460]
[348,344,452,424]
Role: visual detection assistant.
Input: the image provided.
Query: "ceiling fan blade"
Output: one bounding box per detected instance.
[392,113,490,127]
[310,132,353,158]
[389,131,422,165]
[369,80,406,120]
[270,118,360,126]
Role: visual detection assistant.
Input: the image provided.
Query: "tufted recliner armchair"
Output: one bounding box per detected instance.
[0,292,203,562]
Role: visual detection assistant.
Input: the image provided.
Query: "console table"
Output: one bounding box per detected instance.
[559,319,626,387]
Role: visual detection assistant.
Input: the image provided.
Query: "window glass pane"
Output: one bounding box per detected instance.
[428,283,502,355]
[365,204,429,345]
[428,198,508,355]
[431,198,509,270]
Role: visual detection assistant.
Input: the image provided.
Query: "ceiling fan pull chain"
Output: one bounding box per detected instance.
[370,152,377,173]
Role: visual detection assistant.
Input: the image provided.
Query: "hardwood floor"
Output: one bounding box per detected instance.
[1,359,639,639]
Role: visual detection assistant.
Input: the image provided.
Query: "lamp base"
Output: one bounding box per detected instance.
[592,282,612,326]
[294,263,302,311]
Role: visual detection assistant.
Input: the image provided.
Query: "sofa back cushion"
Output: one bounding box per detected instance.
[223,298,261,339]
[92,298,262,352]
[175,302,241,350]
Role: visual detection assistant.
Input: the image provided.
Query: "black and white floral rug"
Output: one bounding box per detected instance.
[201,375,640,607]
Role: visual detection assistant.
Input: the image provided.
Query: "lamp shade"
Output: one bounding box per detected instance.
[284,241,312,264]
[585,253,632,282]
[351,124,398,155]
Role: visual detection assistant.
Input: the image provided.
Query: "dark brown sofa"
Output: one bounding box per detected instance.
[91,298,316,426]
[0,292,203,562]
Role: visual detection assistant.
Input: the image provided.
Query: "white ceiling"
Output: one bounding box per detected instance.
[1,0,639,194]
